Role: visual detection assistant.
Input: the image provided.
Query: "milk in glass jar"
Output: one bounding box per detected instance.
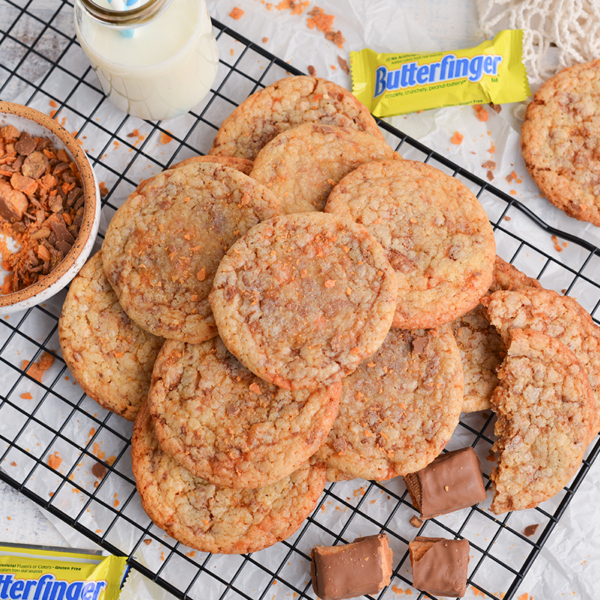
[74,0,219,120]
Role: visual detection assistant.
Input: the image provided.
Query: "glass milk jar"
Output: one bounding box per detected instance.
[74,0,219,121]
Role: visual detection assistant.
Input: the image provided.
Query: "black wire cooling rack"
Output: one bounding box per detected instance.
[1,2,600,599]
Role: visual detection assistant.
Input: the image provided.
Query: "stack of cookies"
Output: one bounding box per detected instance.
[58,76,599,563]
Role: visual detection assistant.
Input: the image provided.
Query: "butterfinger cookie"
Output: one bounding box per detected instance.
[490,329,595,514]
[102,163,282,344]
[209,76,384,160]
[149,338,341,489]
[136,155,253,193]
[59,252,163,421]
[210,213,398,390]
[325,160,495,329]
[482,287,600,422]
[453,257,542,413]
[251,124,398,213]
[132,403,326,554]
[316,327,463,481]
[521,59,600,226]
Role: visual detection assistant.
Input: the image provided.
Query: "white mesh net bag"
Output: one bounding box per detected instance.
[478,0,600,89]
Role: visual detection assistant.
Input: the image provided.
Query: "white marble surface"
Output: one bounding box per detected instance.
[1,1,600,599]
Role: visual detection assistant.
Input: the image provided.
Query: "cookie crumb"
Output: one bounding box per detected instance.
[91,462,107,479]
[307,65,317,77]
[159,131,173,145]
[262,37,269,43]
[450,131,463,145]
[523,524,539,537]
[48,452,62,470]
[229,7,244,19]
[489,102,502,113]
[338,56,349,74]
[409,515,423,528]
[487,170,494,181]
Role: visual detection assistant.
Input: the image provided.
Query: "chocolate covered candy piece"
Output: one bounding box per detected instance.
[409,537,469,598]
[404,447,487,519]
[0,181,28,222]
[311,533,393,600]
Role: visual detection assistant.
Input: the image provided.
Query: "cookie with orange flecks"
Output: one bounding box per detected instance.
[315,326,463,481]
[148,337,341,489]
[209,212,398,390]
[102,162,282,344]
[209,76,384,160]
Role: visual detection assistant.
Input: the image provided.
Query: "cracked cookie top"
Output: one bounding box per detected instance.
[315,326,463,481]
[148,337,340,489]
[209,76,384,160]
[490,328,595,514]
[102,162,282,344]
[210,212,398,390]
[58,251,163,421]
[132,403,326,554]
[325,160,495,329]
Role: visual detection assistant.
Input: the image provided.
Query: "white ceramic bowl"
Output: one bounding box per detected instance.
[0,102,100,314]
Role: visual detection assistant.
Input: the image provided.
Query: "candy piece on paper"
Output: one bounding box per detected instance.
[350,29,530,117]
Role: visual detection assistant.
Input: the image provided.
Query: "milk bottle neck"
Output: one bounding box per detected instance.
[76,0,173,28]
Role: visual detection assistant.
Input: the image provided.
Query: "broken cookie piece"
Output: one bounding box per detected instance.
[404,447,487,520]
[490,328,595,514]
[409,537,469,598]
[311,533,393,600]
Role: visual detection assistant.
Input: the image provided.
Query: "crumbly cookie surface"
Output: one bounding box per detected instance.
[250,124,397,214]
[102,163,282,344]
[521,59,600,226]
[136,155,253,194]
[325,160,495,329]
[326,466,356,482]
[316,326,463,481]
[490,329,595,514]
[209,76,384,160]
[58,252,163,421]
[210,213,398,391]
[453,257,542,413]
[149,337,341,489]
[482,287,600,423]
[132,404,326,554]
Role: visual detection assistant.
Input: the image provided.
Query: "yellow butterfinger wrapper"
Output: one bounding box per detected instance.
[0,543,127,600]
[351,29,530,117]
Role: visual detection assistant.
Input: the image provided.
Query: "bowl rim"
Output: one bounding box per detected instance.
[0,101,98,308]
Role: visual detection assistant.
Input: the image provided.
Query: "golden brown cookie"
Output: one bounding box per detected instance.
[132,403,326,554]
[522,59,600,226]
[326,466,356,483]
[102,162,282,344]
[210,213,398,391]
[135,155,253,193]
[490,329,595,514]
[482,287,600,424]
[250,124,398,214]
[315,327,463,481]
[325,160,495,329]
[453,256,542,413]
[209,76,384,160]
[58,252,163,421]
[148,337,341,489]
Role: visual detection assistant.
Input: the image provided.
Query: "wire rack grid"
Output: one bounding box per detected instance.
[1,2,600,599]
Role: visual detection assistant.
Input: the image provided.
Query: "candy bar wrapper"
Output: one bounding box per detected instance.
[0,543,127,600]
[351,29,530,117]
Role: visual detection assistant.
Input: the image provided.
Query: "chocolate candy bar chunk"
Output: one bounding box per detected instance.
[409,537,469,598]
[404,447,487,519]
[311,533,393,600]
